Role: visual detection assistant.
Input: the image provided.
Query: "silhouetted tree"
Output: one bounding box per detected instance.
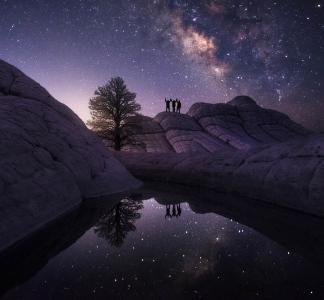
[87,77,141,150]
[94,198,143,247]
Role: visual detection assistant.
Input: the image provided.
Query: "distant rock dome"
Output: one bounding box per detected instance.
[227,95,257,107]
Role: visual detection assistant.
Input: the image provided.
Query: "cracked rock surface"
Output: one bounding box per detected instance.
[0,59,141,251]
[124,95,310,153]
[116,133,324,217]
[118,96,324,216]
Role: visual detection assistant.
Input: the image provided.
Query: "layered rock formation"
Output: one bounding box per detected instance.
[116,98,324,217]
[116,133,324,217]
[124,96,310,153]
[0,59,141,252]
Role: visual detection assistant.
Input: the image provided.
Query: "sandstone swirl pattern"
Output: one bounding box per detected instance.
[117,135,324,217]
[125,96,310,153]
[0,59,140,252]
[118,97,324,217]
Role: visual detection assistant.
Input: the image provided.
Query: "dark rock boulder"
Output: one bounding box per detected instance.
[0,59,141,252]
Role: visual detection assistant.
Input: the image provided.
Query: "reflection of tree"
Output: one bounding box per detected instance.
[94,198,143,247]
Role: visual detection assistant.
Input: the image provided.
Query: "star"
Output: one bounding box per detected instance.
[0,0,322,130]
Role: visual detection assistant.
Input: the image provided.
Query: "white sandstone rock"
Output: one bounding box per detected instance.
[0,59,141,252]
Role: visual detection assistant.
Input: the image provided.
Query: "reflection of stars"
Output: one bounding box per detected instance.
[9,24,15,32]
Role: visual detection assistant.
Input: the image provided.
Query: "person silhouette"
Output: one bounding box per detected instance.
[177,204,182,217]
[172,204,177,217]
[176,99,181,114]
[172,99,176,112]
[165,98,170,112]
[165,204,171,219]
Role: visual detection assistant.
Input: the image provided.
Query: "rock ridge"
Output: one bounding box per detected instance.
[124,96,310,153]
[0,59,141,252]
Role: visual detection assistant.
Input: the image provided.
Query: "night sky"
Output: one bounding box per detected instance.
[0,0,323,130]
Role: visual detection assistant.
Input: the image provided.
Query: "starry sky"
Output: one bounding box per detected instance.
[0,0,323,130]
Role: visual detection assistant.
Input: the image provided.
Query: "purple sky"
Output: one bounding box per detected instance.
[1,0,324,130]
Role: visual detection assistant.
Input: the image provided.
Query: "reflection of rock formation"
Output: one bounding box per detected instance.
[116,133,324,217]
[94,198,143,247]
[122,96,310,153]
[116,96,324,217]
[0,198,119,297]
[2,185,324,297]
[0,59,141,253]
[139,183,324,267]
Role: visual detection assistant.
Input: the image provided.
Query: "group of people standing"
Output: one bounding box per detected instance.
[165,204,182,219]
[165,98,181,113]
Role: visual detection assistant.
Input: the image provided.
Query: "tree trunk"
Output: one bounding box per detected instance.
[114,130,121,151]
[114,119,122,151]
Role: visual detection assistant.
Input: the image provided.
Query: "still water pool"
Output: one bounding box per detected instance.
[1,185,324,299]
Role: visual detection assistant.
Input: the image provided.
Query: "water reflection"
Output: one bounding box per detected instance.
[1,184,324,299]
[94,198,143,247]
[165,204,182,219]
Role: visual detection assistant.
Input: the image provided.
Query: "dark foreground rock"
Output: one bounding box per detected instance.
[0,60,141,252]
[116,134,324,217]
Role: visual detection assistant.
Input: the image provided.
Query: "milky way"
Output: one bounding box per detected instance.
[0,0,323,130]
